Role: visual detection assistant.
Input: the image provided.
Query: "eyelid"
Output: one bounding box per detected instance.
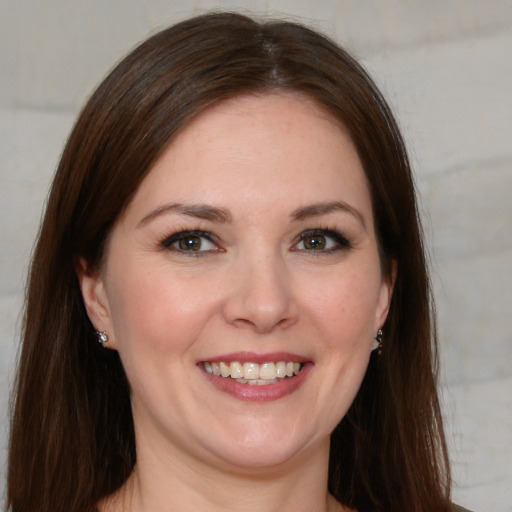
[292,228,352,252]
[159,227,351,255]
[160,229,222,254]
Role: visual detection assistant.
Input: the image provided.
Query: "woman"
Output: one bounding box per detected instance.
[7,11,469,512]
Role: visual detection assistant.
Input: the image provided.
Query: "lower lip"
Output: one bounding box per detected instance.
[199,363,312,402]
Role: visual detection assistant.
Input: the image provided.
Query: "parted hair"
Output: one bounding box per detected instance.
[7,12,452,512]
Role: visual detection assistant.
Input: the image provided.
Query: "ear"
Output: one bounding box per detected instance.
[75,257,116,349]
[375,258,397,331]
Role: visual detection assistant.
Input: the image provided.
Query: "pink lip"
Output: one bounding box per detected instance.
[197,353,313,403]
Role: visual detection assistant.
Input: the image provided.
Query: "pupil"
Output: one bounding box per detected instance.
[179,236,201,251]
[305,235,325,250]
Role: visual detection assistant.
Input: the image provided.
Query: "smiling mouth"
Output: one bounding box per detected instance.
[203,361,303,385]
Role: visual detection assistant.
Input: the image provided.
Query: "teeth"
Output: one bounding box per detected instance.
[245,378,278,385]
[230,361,244,378]
[243,362,259,379]
[219,362,230,377]
[203,360,303,382]
[259,362,276,380]
[275,361,287,378]
[211,362,221,376]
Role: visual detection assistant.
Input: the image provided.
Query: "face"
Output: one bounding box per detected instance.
[80,93,393,474]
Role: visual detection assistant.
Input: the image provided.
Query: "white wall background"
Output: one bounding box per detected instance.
[1,1,511,511]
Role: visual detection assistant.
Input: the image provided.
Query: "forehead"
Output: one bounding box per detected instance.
[122,92,372,223]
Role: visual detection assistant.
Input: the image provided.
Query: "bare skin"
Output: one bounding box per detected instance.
[83,93,391,512]
[99,446,350,512]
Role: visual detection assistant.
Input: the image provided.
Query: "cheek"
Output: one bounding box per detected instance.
[103,269,205,398]
[303,267,382,351]
[105,261,221,356]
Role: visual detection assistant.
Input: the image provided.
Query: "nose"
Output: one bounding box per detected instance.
[222,252,299,334]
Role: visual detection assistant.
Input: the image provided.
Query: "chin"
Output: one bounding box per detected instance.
[201,420,322,472]
[218,446,305,473]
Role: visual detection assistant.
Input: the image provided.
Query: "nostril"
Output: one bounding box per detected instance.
[229,314,297,334]
[221,264,299,333]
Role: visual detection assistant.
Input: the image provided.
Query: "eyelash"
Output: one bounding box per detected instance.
[293,228,352,254]
[160,229,220,257]
[159,227,352,256]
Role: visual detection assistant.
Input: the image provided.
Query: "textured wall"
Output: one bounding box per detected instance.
[1,1,511,510]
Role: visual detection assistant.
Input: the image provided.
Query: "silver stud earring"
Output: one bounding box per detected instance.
[372,329,383,355]
[96,331,108,346]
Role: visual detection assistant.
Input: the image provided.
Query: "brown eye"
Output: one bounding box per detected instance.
[292,229,352,253]
[178,235,203,251]
[302,234,326,250]
[162,230,219,254]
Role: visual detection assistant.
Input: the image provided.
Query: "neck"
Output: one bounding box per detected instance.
[101,436,346,512]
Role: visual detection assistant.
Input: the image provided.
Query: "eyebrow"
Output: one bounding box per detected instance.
[138,200,365,229]
[291,201,367,230]
[138,203,232,227]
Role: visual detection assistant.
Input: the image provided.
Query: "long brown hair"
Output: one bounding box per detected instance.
[7,12,451,512]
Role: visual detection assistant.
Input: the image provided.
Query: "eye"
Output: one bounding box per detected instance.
[161,230,219,254]
[293,229,351,252]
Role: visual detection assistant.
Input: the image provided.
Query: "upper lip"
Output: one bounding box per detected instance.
[199,351,311,364]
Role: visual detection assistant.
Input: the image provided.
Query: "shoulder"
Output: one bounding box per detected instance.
[453,505,474,512]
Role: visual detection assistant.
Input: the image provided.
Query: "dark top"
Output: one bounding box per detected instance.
[453,505,474,512]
